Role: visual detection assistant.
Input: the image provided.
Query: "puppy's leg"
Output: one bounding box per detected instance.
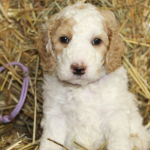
[39,110,67,150]
[102,110,133,150]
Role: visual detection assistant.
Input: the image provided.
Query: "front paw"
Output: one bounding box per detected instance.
[107,139,133,150]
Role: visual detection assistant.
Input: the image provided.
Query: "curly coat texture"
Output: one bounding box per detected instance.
[37,3,150,150]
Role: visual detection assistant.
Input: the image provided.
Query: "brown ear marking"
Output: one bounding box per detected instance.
[37,18,63,72]
[100,10,124,73]
[37,27,55,72]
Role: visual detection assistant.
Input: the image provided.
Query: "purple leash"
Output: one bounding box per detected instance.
[0,62,29,123]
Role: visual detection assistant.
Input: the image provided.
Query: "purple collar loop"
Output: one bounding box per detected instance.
[0,62,29,123]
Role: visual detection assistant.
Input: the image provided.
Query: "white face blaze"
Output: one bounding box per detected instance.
[55,4,109,85]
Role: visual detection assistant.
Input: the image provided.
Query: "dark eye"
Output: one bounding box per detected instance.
[60,37,69,43]
[92,38,102,45]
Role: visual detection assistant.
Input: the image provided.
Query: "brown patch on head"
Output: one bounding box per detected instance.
[92,33,108,57]
[91,33,109,68]
[94,43,107,65]
[100,10,124,73]
[37,15,76,72]
[74,4,87,10]
[52,18,76,55]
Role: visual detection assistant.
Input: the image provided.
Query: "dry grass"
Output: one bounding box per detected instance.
[0,0,150,149]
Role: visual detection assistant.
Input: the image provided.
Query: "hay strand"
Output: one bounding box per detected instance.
[47,138,69,150]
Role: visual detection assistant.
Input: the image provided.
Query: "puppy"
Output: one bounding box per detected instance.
[38,3,150,150]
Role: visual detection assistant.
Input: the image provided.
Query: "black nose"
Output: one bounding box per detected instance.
[71,65,86,75]
[73,67,85,75]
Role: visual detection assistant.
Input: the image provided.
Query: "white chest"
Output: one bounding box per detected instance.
[61,85,106,149]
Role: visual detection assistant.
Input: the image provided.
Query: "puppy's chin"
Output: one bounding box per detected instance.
[66,78,92,86]
[56,75,91,86]
[57,74,102,86]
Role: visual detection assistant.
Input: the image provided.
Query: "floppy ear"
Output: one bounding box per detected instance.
[37,18,61,72]
[100,10,124,73]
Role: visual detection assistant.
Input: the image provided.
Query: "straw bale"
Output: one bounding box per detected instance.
[0,0,149,149]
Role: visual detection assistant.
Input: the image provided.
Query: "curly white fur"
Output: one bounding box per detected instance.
[39,3,150,150]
